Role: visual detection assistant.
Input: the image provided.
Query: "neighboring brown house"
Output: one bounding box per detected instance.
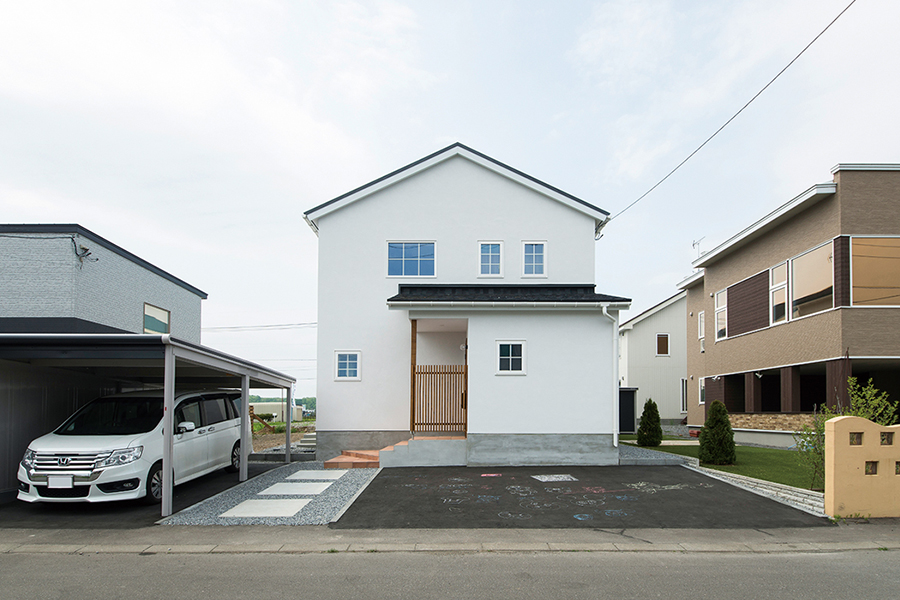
[678,164,900,447]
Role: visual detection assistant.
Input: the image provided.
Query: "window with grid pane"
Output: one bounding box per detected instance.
[335,352,360,380]
[480,243,501,276]
[524,243,544,275]
[388,242,435,277]
[497,342,524,373]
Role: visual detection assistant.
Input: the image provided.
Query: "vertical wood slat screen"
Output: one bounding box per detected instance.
[413,365,467,432]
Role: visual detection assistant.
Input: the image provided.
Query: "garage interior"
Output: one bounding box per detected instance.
[0,333,296,517]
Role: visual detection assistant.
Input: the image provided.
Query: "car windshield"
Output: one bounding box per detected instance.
[55,397,164,436]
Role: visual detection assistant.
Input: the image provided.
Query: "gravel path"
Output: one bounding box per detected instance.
[160,462,377,526]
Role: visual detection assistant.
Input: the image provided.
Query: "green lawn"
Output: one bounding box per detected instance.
[632,444,814,490]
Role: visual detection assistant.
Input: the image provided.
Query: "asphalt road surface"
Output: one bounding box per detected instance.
[1,550,897,600]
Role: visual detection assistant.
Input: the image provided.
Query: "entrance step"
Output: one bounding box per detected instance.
[324,449,379,469]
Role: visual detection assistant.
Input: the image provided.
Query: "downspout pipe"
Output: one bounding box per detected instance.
[601,306,619,449]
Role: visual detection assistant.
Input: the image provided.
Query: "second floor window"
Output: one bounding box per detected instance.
[656,333,669,356]
[143,303,170,334]
[388,242,435,277]
[523,242,545,276]
[715,290,727,340]
[480,242,502,276]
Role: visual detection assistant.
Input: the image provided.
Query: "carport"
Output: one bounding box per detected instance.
[0,333,296,517]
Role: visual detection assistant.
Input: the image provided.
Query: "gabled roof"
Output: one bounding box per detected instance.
[619,290,685,331]
[0,224,207,298]
[303,143,609,234]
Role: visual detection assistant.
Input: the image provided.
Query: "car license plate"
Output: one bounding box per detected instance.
[48,475,74,489]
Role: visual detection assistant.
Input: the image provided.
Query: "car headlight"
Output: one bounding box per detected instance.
[21,448,35,470]
[97,447,143,468]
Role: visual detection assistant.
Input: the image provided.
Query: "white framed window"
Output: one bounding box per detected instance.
[715,290,727,340]
[334,351,361,381]
[522,241,546,277]
[143,303,170,334]
[699,377,706,405]
[770,262,788,325]
[496,341,526,375]
[656,333,669,356]
[478,241,503,277]
[698,311,705,340]
[681,378,688,413]
[388,242,436,277]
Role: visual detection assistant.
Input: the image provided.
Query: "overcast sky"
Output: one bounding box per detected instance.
[1,0,896,396]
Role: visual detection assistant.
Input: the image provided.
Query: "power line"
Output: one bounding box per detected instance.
[610,0,859,222]
[202,322,317,332]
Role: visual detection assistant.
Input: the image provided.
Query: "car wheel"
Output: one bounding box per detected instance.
[143,461,163,504]
[225,441,240,473]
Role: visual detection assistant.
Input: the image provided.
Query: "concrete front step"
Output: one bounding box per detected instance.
[379,436,466,467]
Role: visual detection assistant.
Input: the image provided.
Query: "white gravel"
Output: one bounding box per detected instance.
[159,462,377,526]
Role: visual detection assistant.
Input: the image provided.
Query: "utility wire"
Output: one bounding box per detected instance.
[611,0,858,222]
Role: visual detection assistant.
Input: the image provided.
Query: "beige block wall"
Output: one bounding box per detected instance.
[825,416,900,518]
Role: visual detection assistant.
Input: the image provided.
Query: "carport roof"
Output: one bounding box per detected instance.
[0,333,295,389]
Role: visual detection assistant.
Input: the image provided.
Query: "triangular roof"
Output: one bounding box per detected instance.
[303,143,609,234]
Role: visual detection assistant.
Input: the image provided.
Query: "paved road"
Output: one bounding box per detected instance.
[2,550,898,600]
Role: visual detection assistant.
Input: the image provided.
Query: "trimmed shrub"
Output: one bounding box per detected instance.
[699,400,736,465]
[636,398,663,447]
[257,413,276,422]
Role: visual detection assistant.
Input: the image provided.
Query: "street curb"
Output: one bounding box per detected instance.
[2,542,897,555]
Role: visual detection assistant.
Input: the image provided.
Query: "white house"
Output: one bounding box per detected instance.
[618,291,688,427]
[304,144,630,467]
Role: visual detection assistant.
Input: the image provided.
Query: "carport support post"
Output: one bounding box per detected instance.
[240,374,250,482]
[161,343,176,518]
[284,384,293,464]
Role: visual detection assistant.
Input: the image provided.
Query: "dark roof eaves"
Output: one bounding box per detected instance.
[0,224,208,299]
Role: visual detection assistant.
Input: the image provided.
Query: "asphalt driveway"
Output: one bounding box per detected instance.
[330,465,831,529]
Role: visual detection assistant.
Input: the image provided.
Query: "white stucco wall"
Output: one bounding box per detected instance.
[619,294,687,421]
[314,155,610,434]
[417,331,467,365]
[0,232,203,343]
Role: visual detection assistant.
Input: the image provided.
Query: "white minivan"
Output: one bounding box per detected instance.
[17,390,243,504]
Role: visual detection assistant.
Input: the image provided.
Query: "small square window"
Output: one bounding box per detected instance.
[881,432,894,445]
[656,333,669,356]
[335,351,361,381]
[497,341,525,375]
[865,461,878,475]
[849,432,863,446]
[143,303,170,334]
[479,242,503,277]
[523,242,546,277]
[895,461,900,475]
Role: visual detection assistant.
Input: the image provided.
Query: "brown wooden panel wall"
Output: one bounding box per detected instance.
[727,271,769,337]
[833,236,850,307]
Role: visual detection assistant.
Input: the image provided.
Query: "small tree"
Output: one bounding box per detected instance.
[698,400,736,465]
[794,377,897,490]
[636,398,662,447]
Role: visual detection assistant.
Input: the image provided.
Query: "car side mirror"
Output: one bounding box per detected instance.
[177,421,196,434]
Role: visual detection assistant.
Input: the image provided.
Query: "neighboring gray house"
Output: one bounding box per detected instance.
[0,224,204,342]
[618,291,687,425]
[0,224,211,501]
